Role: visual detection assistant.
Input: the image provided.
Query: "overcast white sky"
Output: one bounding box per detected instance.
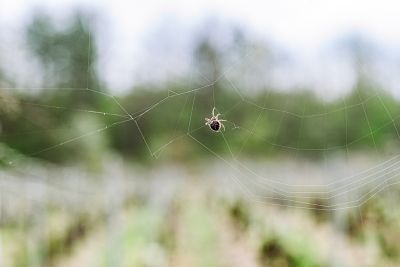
[1,0,400,97]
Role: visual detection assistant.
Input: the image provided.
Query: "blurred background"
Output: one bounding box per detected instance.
[1,1,400,266]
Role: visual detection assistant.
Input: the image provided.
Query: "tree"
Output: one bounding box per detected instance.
[26,11,103,108]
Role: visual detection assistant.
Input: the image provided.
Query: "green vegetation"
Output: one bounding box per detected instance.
[1,11,400,165]
[2,82,400,164]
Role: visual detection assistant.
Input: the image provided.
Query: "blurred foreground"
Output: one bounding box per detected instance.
[2,155,400,267]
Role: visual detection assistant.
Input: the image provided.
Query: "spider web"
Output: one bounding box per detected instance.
[1,25,400,215]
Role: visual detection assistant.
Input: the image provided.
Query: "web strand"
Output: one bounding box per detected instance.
[3,43,400,211]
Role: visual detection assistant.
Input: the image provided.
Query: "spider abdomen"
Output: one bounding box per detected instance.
[210,120,220,131]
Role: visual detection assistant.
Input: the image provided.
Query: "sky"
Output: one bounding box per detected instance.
[1,0,400,98]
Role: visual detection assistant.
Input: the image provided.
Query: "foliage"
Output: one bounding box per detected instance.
[1,11,400,164]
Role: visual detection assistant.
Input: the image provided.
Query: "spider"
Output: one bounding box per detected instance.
[205,107,226,132]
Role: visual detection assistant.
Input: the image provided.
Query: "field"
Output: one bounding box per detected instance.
[2,155,400,267]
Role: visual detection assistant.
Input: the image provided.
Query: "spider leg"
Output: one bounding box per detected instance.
[215,113,221,119]
[221,123,226,131]
[212,107,216,117]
